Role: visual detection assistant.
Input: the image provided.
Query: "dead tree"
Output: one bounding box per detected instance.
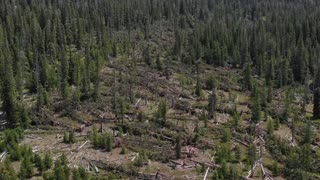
[208,92,216,120]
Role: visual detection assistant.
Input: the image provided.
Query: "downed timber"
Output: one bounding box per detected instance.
[25,135,41,139]
[261,163,266,177]
[0,151,8,162]
[91,163,99,173]
[32,146,40,153]
[246,161,258,179]
[134,98,142,108]
[189,159,220,169]
[232,137,249,147]
[131,153,139,161]
[147,130,175,142]
[203,156,215,180]
[179,93,195,100]
[91,159,170,179]
[259,136,265,143]
[261,163,274,180]
[76,140,89,152]
[170,160,183,166]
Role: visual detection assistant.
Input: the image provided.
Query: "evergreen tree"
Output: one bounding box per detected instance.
[156,55,162,70]
[267,118,274,135]
[63,131,69,143]
[69,130,76,144]
[303,122,313,145]
[247,143,256,176]
[235,145,241,162]
[314,88,320,119]
[175,133,181,159]
[313,67,320,119]
[0,159,17,180]
[252,96,261,123]
[143,46,151,65]
[156,98,167,126]
[44,152,53,170]
[221,127,231,143]
[243,63,253,91]
[195,75,202,97]
[104,134,113,152]
[19,150,34,179]
[1,57,19,127]
[60,51,70,99]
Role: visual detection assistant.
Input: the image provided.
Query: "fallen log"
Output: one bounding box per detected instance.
[91,159,171,179]
[135,98,142,108]
[190,159,220,169]
[203,156,215,180]
[76,140,89,152]
[0,151,8,162]
[179,93,195,100]
[89,161,99,173]
[170,160,183,166]
[131,153,139,161]
[147,131,174,142]
[246,160,258,179]
[232,137,249,147]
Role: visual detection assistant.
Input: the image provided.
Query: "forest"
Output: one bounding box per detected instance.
[0,0,320,179]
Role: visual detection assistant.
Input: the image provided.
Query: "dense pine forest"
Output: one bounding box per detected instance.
[0,0,320,179]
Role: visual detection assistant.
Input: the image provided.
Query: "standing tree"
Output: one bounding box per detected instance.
[247,143,256,177]
[243,62,253,91]
[143,46,151,65]
[313,67,320,119]
[252,96,261,123]
[235,145,241,162]
[1,57,19,127]
[195,75,202,97]
[303,122,313,145]
[175,133,181,159]
[156,98,167,126]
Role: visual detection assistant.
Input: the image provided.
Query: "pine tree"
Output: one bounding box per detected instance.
[44,152,53,170]
[143,46,151,65]
[104,134,113,152]
[35,154,45,174]
[247,143,256,176]
[313,67,320,119]
[156,55,162,70]
[1,57,19,127]
[243,63,253,91]
[195,75,202,96]
[314,88,320,119]
[53,160,67,180]
[233,110,240,129]
[208,92,216,119]
[19,104,30,129]
[93,53,102,101]
[252,96,261,123]
[112,41,117,58]
[20,151,34,179]
[175,133,181,159]
[235,145,241,162]
[156,98,167,126]
[60,51,70,99]
[69,130,76,144]
[303,122,313,144]
[221,127,231,143]
[63,132,69,143]
[267,118,274,135]
[119,97,125,124]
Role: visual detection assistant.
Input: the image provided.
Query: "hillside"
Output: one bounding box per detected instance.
[0,0,320,179]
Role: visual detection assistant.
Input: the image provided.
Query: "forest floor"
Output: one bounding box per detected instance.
[11,58,319,179]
